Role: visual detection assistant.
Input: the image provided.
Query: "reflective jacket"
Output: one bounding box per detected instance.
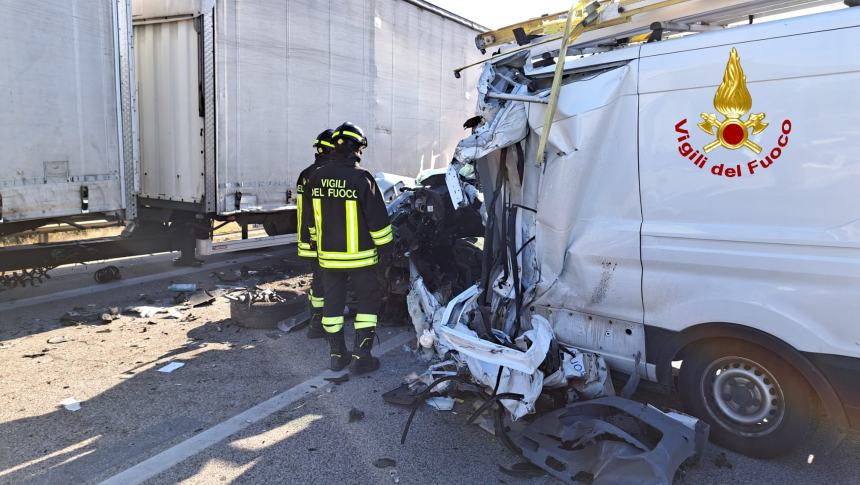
[301,153,392,270]
[295,153,333,258]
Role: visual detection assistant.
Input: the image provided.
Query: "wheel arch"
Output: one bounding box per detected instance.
[645,322,849,429]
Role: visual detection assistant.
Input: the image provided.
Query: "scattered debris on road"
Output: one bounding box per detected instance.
[59,397,81,411]
[388,469,401,483]
[228,287,305,330]
[348,408,365,423]
[168,283,197,292]
[498,462,546,479]
[277,309,311,333]
[157,362,185,374]
[93,265,121,284]
[324,374,350,385]
[425,396,455,411]
[373,458,397,469]
[715,452,734,469]
[128,305,184,319]
[516,397,708,484]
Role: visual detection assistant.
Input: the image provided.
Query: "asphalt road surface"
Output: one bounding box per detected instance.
[1,248,858,484]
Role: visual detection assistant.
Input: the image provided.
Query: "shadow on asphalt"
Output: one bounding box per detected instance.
[0,309,338,485]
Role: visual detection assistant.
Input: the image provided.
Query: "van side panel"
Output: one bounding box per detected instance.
[527,62,645,373]
[638,22,860,358]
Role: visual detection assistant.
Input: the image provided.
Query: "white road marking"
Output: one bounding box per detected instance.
[98,331,415,485]
[0,250,292,312]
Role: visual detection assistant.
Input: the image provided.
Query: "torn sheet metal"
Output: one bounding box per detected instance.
[517,396,709,484]
[543,348,615,400]
[438,315,553,374]
[375,172,415,203]
[454,56,531,164]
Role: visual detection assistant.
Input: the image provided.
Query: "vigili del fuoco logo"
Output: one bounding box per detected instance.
[674,48,792,178]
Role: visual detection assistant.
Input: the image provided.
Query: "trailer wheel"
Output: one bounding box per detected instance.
[678,338,817,458]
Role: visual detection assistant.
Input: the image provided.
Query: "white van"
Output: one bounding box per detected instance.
[455,6,860,457]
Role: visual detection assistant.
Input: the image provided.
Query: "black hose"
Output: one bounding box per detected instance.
[515,236,535,257]
[507,206,524,338]
[494,404,521,454]
[401,375,472,444]
[466,392,524,425]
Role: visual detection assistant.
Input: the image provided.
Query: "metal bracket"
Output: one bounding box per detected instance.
[486,92,548,104]
[80,186,90,213]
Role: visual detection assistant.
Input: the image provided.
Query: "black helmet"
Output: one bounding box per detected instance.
[313,129,335,154]
[332,122,368,149]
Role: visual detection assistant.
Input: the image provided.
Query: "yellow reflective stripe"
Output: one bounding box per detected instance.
[319,140,334,148]
[297,248,317,258]
[369,225,392,239]
[322,315,343,333]
[296,193,304,243]
[354,319,377,330]
[355,313,377,323]
[373,233,393,246]
[317,248,377,260]
[309,292,324,308]
[319,256,378,269]
[297,242,311,249]
[345,200,358,254]
[312,198,323,250]
[334,130,364,142]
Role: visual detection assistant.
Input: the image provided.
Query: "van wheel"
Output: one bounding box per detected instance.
[678,339,816,458]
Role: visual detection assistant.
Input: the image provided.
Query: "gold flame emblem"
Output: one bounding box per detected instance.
[698,48,768,153]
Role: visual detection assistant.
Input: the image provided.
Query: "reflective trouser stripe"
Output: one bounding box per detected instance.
[322,316,343,333]
[345,200,359,254]
[354,313,377,329]
[297,242,316,258]
[308,290,324,309]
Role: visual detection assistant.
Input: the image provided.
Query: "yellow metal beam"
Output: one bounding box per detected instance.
[534,0,690,165]
[475,10,576,52]
[453,0,692,79]
[535,1,606,165]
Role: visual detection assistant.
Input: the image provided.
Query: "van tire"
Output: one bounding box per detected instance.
[678,338,816,458]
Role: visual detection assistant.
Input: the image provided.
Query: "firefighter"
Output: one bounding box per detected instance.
[302,122,393,374]
[296,129,335,339]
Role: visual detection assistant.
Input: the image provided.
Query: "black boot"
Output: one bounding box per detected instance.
[306,312,326,339]
[349,328,380,375]
[327,330,351,371]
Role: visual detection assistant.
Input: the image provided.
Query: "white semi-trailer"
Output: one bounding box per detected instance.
[0,0,483,278]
